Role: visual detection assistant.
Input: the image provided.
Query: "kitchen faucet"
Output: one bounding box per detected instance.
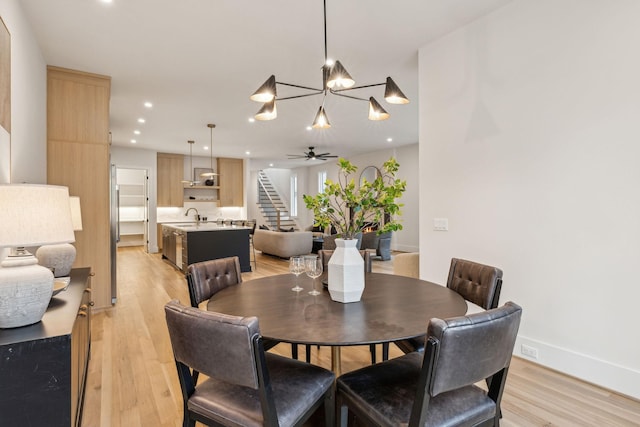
[184,207,200,222]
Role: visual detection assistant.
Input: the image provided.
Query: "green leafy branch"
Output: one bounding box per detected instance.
[303,157,406,239]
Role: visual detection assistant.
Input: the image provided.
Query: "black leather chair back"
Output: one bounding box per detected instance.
[186,256,242,308]
[165,300,261,389]
[447,258,503,310]
[426,301,521,396]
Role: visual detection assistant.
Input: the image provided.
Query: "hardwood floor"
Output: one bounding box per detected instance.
[81,247,640,426]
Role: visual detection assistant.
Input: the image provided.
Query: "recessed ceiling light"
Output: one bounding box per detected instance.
[245,151,251,155]
[306,126,312,131]
[248,118,255,123]
[130,139,137,144]
[144,101,153,108]
[133,130,141,135]
[137,118,145,123]
[269,163,274,167]
[387,138,393,142]
[99,0,113,4]
[203,146,208,150]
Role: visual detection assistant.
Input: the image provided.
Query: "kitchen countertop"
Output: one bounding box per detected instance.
[162,222,250,232]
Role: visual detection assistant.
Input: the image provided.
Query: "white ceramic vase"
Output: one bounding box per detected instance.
[328,238,365,303]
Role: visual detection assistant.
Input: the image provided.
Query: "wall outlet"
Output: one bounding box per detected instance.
[521,344,539,360]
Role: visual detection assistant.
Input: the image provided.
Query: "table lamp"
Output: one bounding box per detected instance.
[36,195,83,277]
[0,184,75,328]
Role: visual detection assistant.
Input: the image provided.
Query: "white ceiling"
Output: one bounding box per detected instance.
[20,0,511,169]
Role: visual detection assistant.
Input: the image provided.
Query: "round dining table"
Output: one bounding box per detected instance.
[207,272,467,374]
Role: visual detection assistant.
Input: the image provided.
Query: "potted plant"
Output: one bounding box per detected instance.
[304,157,406,302]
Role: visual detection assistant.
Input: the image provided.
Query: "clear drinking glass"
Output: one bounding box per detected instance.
[305,256,323,296]
[289,256,305,292]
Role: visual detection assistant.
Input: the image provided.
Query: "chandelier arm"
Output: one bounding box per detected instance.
[331,92,369,102]
[277,92,324,101]
[332,82,386,92]
[276,81,325,92]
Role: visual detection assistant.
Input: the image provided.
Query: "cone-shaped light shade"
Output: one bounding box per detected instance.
[250,75,277,102]
[384,77,409,104]
[312,106,331,129]
[326,61,355,89]
[368,97,390,121]
[255,100,277,121]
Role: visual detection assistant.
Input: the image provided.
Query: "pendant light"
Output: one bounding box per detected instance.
[200,123,219,185]
[181,140,200,187]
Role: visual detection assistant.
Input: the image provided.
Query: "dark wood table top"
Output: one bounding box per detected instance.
[207,272,467,347]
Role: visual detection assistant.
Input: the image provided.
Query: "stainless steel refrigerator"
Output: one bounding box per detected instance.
[110,163,119,304]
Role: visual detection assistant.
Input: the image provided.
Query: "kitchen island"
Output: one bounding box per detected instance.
[162,223,252,273]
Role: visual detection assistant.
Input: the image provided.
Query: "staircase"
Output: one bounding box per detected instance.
[257,170,299,230]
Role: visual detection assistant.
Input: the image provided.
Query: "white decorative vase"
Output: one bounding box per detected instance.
[328,238,365,303]
[0,254,54,328]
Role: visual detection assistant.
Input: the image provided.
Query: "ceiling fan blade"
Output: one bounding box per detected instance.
[315,152,331,157]
[287,154,307,158]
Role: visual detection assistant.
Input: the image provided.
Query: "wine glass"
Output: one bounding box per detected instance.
[289,256,305,292]
[305,256,323,296]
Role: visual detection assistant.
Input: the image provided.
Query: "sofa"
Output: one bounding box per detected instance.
[253,229,313,259]
[360,231,392,260]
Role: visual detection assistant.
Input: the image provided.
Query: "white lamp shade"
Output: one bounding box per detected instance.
[69,196,83,231]
[0,184,76,248]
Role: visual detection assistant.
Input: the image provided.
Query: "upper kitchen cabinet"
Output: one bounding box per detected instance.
[157,153,184,207]
[217,157,244,207]
[47,66,112,309]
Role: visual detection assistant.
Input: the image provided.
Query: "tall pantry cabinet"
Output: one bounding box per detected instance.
[47,66,112,309]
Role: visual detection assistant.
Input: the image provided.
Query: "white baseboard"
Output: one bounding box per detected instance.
[515,335,640,400]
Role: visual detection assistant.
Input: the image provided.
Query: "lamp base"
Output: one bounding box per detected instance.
[0,253,54,328]
[36,243,76,278]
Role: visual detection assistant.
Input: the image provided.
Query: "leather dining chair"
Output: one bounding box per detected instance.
[394,257,503,354]
[336,302,522,427]
[185,257,294,372]
[164,300,335,427]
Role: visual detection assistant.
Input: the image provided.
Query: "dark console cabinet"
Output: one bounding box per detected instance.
[0,268,92,427]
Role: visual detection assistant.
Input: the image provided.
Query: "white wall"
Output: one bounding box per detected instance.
[419,0,640,398]
[305,145,419,252]
[0,0,47,184]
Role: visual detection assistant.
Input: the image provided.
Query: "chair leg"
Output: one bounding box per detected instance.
[324,387,335,427]
[184,407,195,427]
[369,344,377,364]
[291,343,298,359]
[305,344,312,363]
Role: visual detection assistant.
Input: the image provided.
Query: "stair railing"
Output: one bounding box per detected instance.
[258,173,281,230]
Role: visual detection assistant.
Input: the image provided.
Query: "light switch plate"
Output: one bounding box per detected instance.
[433,218,448,231]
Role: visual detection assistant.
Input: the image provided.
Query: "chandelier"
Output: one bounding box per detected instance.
[249,0,409,129]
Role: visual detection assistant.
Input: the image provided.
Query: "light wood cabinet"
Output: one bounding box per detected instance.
[157,153,184,207]
[47,66,111,309]
[218,157,244,207]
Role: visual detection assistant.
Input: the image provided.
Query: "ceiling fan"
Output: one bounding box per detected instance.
[287,147,338,161]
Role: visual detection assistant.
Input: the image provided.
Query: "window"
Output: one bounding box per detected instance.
[318,170,327,193]
[290,173,298,217]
